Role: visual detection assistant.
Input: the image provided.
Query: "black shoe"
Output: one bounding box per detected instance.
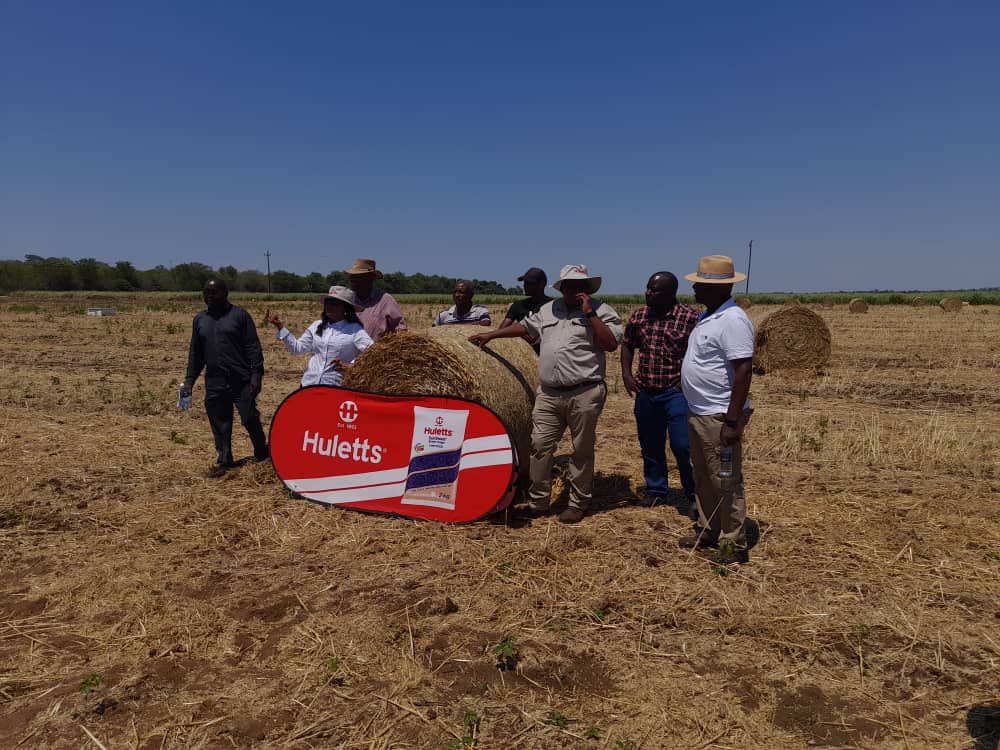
[638,494,668,508]
[207,463,235,478]
[678,533,718,550]
[511,503,549,519]
[712,540,749,565]
[711,547,750,565]
[558,507,585,524]
[252,449,270,463]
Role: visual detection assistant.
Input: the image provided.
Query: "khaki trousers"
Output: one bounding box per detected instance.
[528,382,607,511]
[688,412,748,547]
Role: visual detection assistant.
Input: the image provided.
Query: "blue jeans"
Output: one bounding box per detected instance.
[634,387,695,500]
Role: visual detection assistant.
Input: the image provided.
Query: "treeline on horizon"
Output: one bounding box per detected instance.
[0,255,521,295]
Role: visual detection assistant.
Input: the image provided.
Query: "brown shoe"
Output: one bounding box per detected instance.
[557,507,585,524]
[678,534,718,550]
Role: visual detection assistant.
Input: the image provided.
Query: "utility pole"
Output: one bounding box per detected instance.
[746,240,753,295]
[265,250,272,294]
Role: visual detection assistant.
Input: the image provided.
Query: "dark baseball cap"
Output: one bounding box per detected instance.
[517,267,547,283]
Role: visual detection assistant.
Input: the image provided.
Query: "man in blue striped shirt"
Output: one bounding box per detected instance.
[433,280,492,326]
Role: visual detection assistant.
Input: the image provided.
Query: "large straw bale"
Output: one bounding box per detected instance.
[939,297,963,312]
[343,326,539,465]
[753,306,832,373]
[820,296,835,308]
[848,298,868,314]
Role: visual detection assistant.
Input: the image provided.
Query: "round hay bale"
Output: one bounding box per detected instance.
[911,295,928,306]
[848,298,868,314]
[736,296,752,310]
[820,296,835,308]
[939,297,963,312]
[783,298,801,307]
[753,306,832,373]
[343,326,540,466]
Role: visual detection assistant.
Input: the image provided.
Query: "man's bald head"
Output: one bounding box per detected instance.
[203,278,229,311]
[645,272,678,312]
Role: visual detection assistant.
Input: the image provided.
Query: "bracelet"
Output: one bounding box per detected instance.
[724,418,739,428]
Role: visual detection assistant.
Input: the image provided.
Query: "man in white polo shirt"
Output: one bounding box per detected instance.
[679,255,755,563]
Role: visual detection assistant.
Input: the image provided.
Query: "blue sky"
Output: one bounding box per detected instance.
[2,1,997,293]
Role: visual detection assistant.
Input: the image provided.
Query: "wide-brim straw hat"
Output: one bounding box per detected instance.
[684,254,747,284]
[344,258,383,278]
[552,264,601,294]
[321,285,364,311]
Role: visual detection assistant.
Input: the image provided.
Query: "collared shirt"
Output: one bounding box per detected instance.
[623,303,699,389]
[521,298,623,388]
[185,303,264,387]
[278,319,374,387]
[681,298,755,415]
[356,289,407,342]
[433,304,491,326]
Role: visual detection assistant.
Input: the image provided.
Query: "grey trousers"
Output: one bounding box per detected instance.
[687,412,748,547]
[204,377,268,466]
[528,382,607,511]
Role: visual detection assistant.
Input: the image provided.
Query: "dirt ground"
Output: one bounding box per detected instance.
[1,296,999,749]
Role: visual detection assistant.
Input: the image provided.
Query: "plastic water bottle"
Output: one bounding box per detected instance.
[718,446,733,478]
[177,385,192,411]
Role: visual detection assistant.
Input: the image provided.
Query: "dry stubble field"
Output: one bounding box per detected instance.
[1,296,999,750]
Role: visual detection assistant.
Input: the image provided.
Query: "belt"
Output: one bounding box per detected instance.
[547,380,603,392]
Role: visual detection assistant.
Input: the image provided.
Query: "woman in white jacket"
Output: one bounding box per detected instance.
[266,286,374,387]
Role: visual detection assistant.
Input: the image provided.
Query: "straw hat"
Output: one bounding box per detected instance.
[344,258,383,278]
[321,285,364,311]
[684,254,747,284]
[552,264,601,294]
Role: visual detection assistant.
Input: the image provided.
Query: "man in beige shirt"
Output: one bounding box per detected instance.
[470,264,623,523]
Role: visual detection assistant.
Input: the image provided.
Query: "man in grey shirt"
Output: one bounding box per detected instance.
[470,264,622,523]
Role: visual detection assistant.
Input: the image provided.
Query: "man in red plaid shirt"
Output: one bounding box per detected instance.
[621,272,700,515]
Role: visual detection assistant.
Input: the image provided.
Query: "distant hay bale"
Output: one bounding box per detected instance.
[821,296,835,308]
[343,326,539,467]
[783,298,801,307]
[939,298,963,312]
[753,306,832,373]
[848,298,868,314]
[911,296,928,306]
[736,297,752,310]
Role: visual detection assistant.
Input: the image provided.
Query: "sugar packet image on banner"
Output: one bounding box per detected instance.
[401,406,470,509]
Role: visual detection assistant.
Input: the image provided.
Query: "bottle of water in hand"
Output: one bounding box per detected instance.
[718,446,733,478]
[177,385,192,411]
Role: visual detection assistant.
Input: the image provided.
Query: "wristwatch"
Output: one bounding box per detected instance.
[585,310,598,318]
[723,418,739,428]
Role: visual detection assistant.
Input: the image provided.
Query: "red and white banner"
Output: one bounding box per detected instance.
[269,386,517,522]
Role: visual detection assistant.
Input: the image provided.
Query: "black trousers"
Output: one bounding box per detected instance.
[204,377,268,466]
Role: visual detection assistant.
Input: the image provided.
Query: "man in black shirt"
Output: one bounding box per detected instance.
[181,279,269,476]
[498,267,552,353]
